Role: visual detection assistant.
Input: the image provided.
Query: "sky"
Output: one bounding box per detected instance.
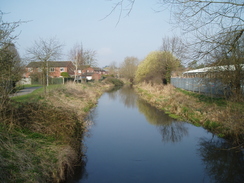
[1,0,181,67]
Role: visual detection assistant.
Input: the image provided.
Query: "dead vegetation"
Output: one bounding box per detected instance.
[135,82,244,145]
[0,82,112,183]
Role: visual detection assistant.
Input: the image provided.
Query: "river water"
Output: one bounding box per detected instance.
[69,86,244,183]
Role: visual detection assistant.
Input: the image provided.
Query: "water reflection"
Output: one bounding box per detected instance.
[198,137,244,183]
[136,98,172,126]
[118,86,138,108]
[136,97,188,143]
[84,108,98,138]
[107,85,138,108]
[111,86,189,143]
[68,86,244,183]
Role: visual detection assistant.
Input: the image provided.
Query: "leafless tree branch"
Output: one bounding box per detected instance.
[101,0,135,26]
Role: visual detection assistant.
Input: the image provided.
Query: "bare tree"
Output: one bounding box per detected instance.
[0,11,22,47]
[69,44,97,82]
[208,35,244,100]
[158,0,244,100]
[159,0,244,59]
[83,49,97,67]
[102,0,136,25]
[161,36,189,64]
[187,60,205,70]
[108,61,118,77]
[0,12,24,114]
[26,37,63,93]
[119,56,139,83]
[69,43,84,82]
[107,1,243,58]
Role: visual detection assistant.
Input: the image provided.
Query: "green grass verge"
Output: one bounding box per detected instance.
[11,88,43,103]
[11,84,65,103]
[175,88,227,106]
[0,123,60,183]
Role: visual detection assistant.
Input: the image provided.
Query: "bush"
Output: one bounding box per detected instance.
[104,77,124,86]
[61,72,70,78]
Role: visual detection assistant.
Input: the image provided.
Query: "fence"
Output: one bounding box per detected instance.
[171,77,244,97]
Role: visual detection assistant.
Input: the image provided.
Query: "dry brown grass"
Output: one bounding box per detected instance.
[1,82,112,183]
[45,82,111,119]
[135,82,244,144]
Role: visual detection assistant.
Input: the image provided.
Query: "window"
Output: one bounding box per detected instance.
[50,67,55,72]
[60,67,64,72]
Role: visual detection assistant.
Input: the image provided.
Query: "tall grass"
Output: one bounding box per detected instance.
[1,82,112,182]
[135,82,244,144]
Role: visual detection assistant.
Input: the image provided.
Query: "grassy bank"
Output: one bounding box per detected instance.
[135,82,244,145]
[1,81,113,183]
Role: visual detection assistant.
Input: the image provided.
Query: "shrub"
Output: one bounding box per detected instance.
[104,77,124,86]
[61,72,70,78]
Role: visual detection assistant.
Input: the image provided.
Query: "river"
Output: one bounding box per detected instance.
[68,86,244,183]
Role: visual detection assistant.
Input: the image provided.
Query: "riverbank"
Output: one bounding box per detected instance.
[1,81,113,183]
[134,82,244,145]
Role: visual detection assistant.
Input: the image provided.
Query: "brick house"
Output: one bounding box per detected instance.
[75,67,108,81]
[25,61,75,78]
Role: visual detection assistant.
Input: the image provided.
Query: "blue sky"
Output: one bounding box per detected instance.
[1,0,180,67]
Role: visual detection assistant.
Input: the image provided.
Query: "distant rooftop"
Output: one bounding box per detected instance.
[183,64,244,74]
[26,61,72,67]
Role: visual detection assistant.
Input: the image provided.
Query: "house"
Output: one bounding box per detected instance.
[75,67,108,81]
[25,61,75,78]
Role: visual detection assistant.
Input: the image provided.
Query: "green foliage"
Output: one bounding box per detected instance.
[204,120,211,128]
[217,133,225,138]
[182,106,189,113]
[169,113,181,120]
[60,72,70,78]
[204,120,221,131]
[135,51,180,84]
